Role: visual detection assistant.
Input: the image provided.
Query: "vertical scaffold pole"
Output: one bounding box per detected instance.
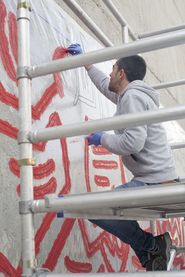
[122,25,129,43]
[17,1,36,276]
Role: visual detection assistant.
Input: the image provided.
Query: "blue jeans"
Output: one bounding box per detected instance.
[89,180,155,266]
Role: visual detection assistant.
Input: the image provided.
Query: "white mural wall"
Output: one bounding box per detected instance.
[0,0,184,275]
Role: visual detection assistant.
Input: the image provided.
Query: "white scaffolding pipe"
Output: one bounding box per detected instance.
[167,248,177,271]
[176,246,185,253]
[153,79,185,90]
[63,0,113,47]
[17,0,35,275]
[102,0,137,41]
[38,271,185,277]
[139,24,185,38]
[170,142,185,150]
[150,220,157,236]
[122,25,129,43]
[27,29,185,78]
[29,105,185,143]
[63,209,162,221]
[32,184,185,213]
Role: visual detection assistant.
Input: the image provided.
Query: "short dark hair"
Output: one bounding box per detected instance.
[116,55,146,82]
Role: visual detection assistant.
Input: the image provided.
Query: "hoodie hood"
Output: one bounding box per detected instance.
[123,80,160,107]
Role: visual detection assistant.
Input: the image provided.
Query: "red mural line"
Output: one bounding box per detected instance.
[171,219,184,242]
[33,111,64,152]
[0,1,16,82]
[34,159,55,179]
[64,256,92,273]
[78,219,129,261]
[33,141,47,152]
[0,48,67,120]
[84,115,91,192]
[32,82,58,120]
[78,218,130,272]
[53,46,68,59]
[119,156,126,184]
[8,158,19,177]
[97,264,105,272]
[35,111,72,266]
[0,82,18,109]
[99,244,114,272]
[0,83,59,120]
[35,213,56,256]
[51,112,72,195]
[93,160,118,170]
[33,159,55,179]
[45,47,67,102]
[43,219,76,271]
[9,158,55,179]
[0,118,18,139]
[17,177,57,200]
[84,139,91,192]
[94,175,110,187]
[131,256,143,271]
[170,219,185,268]
[8,12,18,64]
[0,252,18,277]
[35,191,66,256]
[0,81,59,120]
[52,47,68,101]
[101,234,128,259]
[53,72,64,99]
[16,260,22,277]
[92,146,112,156]
[60,136,71,194]
[35,112,72,259]
[174,254,185,269]
[119,253,129,272]
[52,45,68,99]
[33,177,57,199]
[57,118,72,194]
[33,112,63,152]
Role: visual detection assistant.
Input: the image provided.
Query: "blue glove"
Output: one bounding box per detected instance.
[57,195,64,218]
[67,43,82,55]
[86,132,104,146]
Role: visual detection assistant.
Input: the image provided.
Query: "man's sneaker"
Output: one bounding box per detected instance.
[152,232,172,261]
[145,232,172,271]
[145,256,167,271]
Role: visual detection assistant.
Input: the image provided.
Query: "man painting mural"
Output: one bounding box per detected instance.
[67,44,178,271]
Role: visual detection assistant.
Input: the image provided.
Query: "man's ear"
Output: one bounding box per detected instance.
[119,68,126,80]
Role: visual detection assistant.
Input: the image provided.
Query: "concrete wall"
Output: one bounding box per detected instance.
[0,0,185,276]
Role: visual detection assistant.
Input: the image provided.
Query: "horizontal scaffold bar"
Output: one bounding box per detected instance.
[27,29,185,78]
[39,270,185,277]
[139,24,185,39]
[153,79,185,90]
[29,105,185,142]
[170,142,185,150]
[32,183,185,214]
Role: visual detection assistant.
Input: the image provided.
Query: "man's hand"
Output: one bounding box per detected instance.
[86,132,104,146]
[67,43,92,70]
[67,43,82,55]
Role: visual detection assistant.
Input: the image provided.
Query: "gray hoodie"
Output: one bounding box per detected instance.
[88,66,177,183]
